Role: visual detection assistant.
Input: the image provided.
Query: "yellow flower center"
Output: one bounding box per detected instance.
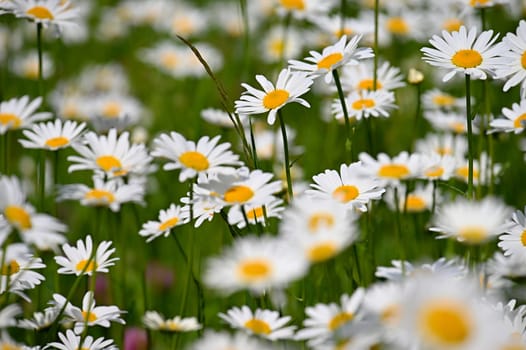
[451,49,483,68]
[501,344,526,350]
[432,94,455,107]
[45,136,70,149]
[0,260,20,276]
[351,98,376,110]
[335,28,354,38]
[521,230,526,246]
[470,0,490,6]
[178,151,209,171]
[332,185,359,203]
[164,320,182,331]
[521,51,526,70]
[102,102,121,118]
[329,312,354,331]
[456,166,480,180]
[443,18,463,32]
[158,217,179,231]
[238,259,272,281]
[450,121,466,133]
[357,79,382,91]
[405,195,427,212]
[308,212,335,232]
[223,185,254,204]
[247,207,265,220]
[386,17,409,35]
[419,299,472,346]
[75,259,98,273]
[425,166,445,178]
[381,305,400,324]
[307,242,338,262]
[317,53,344,70]
[279,0,305,10]
[172,18,194,35]
[26,6,54,20]
[262,89,290,110]
[436,146,452,156]
[514,113,526,129]
[82,311,98,323]
[96,155,123,172]
[244,319,272,335]
[84,189,116,204]
[270,39,285,56]
[0,344,23,350]
[378,164,410,179]
[459,226,487,244]
[0,113,22,128]
[4,205,32,230]
[161,52,178,69]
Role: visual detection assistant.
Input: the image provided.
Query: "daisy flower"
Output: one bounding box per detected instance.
[19,119,86,151]
[341,60,406,92]
[289,34,374,84]
[200,108,247,128]
[0,243,46,297]
[495,20,526,98]
[54,235,118,276]
[498,206,526,259]
[219,306,296,341]
[139,41,188,78]
[151,131,241,182]
[260,26,303,63]
[424,110,478,134]
[227,197,284,229]
[429,197,511,244]
[454,152,500,185]
[375,257,467,282]
[0,304,21,328]
[490,99,526,133]
[139,204,190,242]
[415,133,468,158]
[362,282,403,331]
[45,329,116,350]
[203,235,308,295]
[422,89,465,111]
[332,90,397,121]
[0,96,51,134]
[418,153,457,181]
[421,26,504,82]
[235,68,313,125]
[306,162,385,211]
[89,93,144,132]
[11,0,80,30]
[384,183,436,213]
[18,307,59,330]
[143,311,201,332]
[68,128,152,178]
[184,196,223,228]
[276,0,331,20]
[11,50,54,80]
[312,14,373,40]
[358,152,421,186]
[190,331,273,350]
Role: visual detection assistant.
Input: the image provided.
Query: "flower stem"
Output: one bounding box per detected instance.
[410,83,422,152]
[36,23,44,101]
[332,69,353,160]
[38,150,46,212]
[393,187,406,272]
[248,116,259,169]
[277,110,293,201]
[465,74,474,199]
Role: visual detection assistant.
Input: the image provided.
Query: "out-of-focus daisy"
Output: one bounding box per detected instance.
[358,152,421,186]
[0,243,46,297]
[11,51,54,80]
[421,26,504,81]
[11,0,80,30]
[490,99,526,133]
[424,110,478,134]
[0,304,21,328]
[498,206,526,259]
[89,93,143,131]
[363,282,403,332]
[139,204,190,242]
[58,175,145,212]
[341,60,405,92]
[306,162,384,211]
[418,153,457,181]
[18,307,59,330]
[376,258,467,281]
[454,152,500,185]
[487,252,526,281]
[289,34,374,84]
[54,235,118,276]
[415,133,467,158]
[139,41,188,79]
[77,63,129,94]
[430,197,511,244]
[493,300,526,350]
[260,26,303,63]
[422,89,465,111]
[250,124,303,161]
[384,183,436,213]
[200,108,247,128]
[143,311,201,332]
[276,0,331,20]
[296,289,365,346]
[0,96,51,134]
[68,128,152,178]
[227,197,284,229]
[312,14,373,40]
[45,329,116,350]
[203,235,308,295]
[383,11,426,42]
[235,68,313,125]
[185,196,223,228]
[190,331,273,350]
[151,132,241,182]
[333,89,397,121]
[496,20,526,98]
[160,4,207,37]
[219,306,295,341]
[19,119,86,151]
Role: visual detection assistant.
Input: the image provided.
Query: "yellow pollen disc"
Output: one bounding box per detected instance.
[386,17,409,35]
[161,52,178,69]
[172,18,193,35]
[425,166,444,178]
[158,217,179,231]
[335,28,354,38]
[502,344,526,350]
[317,53,344,70]
[0,260,20,276]
[75,259,98,273]
[357,79,382,91]
[244,319,272,335]
[329,312,354,331]
[308,212,335,232]
[432,94,455,107]
[26,6,54,20]
[456,166,480,180]
[96,155,122,172]
[351,98,376,110]
[179,151,209,171]
[521,51,526,70]
[0,113,22,128]
[381,305,400,324]
[262,89,290,110]
[419,300,471,346]
[4,205,32,230]
[436,147,452,156]
[82,311,98,323]
[451,121,466,133]
[378,164,410,179]
[84,189,116,204]
[102,102,121,118]
[521,230,526,246]
[164,320,182,331]
[443,18,463,32]
[1,344,22,350]
[247,207,264,220]
[405,195,427,212]
[470,0,489,6]
[332,185,359,203]
[279,0,305,10]
[307,242,338,262]
[63,104,79,119]
[45,136,69,149]
[459,226,487,244]
[514,113,526,128]
[238,259,271,281]
[223,185,254,204]
[451,49,483,68]
[270,39,285,56]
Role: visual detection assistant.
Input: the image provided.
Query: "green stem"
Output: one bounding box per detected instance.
[36,23,44,101]
[410,84,422,152]
[219,210,241,239]
[373,0,379,90]
[332,69,353,160]
[340,0,346,35]
[240,205,251,230]
[239,0,250,80]
[280,13,292,66]
[248,116,259,169]
[1,133,7,174]
[393,187,406,272]
[277,110,293,201]
[465,74,474,199]
[38,150,46,212]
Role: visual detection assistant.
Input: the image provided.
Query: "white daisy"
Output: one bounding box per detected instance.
[384,183,436,213]
[498,206,526,259]
[18,307,59,330]
[0,96,51,134]
[415,133,468,158]
[358,152,421,186]
[11,0,80,30]
[375,258,467,281]
[234,68,313,125]
[45,329,117,350]
[424,110,479,134]
[143,311,201,332]
[200,108,247,129]
[495,20,526,98]
[219,306,296,341]
[10,50,54,80]
[332,90,397,121]
[19,119,86,151]
[340,60,406,92]
[189,331,273,350]
[89,93,144,132]
[276,0,331,19]
[489,99,526,133]
[259,25,303,63]
[454,152,500,185]
[139,204,190,242]
[138,41,188,79]
[0,243,46,297]
[227,197,284,229]
[422,88,466,111]
[0,304,21,328]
